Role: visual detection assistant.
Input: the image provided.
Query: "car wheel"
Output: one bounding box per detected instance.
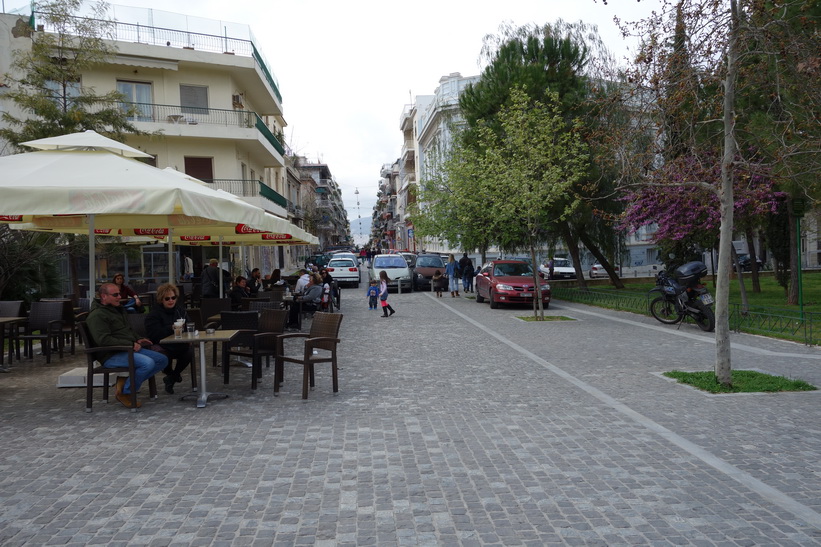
[489,290,499,309]
[475,290,484,303]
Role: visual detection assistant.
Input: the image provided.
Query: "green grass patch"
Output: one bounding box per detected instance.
[606,271,821,316]
[517,315,575,322]
[663,370,817,394]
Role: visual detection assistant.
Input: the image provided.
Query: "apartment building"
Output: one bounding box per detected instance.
[296,159,350,250]
[0,4,315,278]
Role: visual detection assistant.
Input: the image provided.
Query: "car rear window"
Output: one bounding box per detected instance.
[328,259,354,268]
[494,263,533,276]
[374,256,408,268]
[416,256,444,268]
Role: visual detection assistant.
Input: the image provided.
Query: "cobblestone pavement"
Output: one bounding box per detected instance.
[1,289,821,546]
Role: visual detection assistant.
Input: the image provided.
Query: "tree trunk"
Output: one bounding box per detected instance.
[558,221,588,290]
[787,203,799,305]
[577,230,626,289]
[744,226,761,293]
[529,244,544,320]
[731,245,748,314]
[714,0,739,388]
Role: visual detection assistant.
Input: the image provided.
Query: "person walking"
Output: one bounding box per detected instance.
[432,270,446,297]
[459,253,474,293]
[445,254,460,297]
[379,270,395,317]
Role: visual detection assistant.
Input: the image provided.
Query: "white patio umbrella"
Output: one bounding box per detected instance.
[0,130,282,291]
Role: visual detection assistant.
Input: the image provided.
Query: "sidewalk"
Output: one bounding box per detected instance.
[1,291,820,545]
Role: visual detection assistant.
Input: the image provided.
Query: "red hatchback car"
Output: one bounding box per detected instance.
[475,260,551,309]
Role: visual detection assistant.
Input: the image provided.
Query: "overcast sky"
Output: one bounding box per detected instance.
[8,0,662,233]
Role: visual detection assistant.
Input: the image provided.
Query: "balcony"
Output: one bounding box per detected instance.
[206,179,286,209]
[38,10,282,103]
[117,102,285,158]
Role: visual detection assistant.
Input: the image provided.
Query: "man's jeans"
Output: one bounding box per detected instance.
[104,348,168,395]
[462,273,473,292]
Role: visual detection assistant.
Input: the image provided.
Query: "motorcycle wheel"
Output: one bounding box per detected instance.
[692,300,715,332]
[650,297,682,324]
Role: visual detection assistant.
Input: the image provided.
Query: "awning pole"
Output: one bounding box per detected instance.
[88,214,95,298]
[219,236,224,298]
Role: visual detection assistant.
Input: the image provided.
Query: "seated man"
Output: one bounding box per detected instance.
[286,273,323,328]
[294,269,311,294]
[86,283,168,409]
[227,276,250,310]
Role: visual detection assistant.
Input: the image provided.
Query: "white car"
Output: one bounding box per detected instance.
[539,258,576,280]
[369,254,414,292]
[332,251,360,265]
[589,263,620,278]
[326,257,360,288]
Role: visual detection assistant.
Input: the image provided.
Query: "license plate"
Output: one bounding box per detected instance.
[520,292,532,297]
[700,293,714,305]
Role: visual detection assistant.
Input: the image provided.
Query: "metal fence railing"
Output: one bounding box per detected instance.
[551,286,820,346]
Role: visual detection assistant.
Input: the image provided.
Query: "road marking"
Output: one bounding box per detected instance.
[431,293,821,530]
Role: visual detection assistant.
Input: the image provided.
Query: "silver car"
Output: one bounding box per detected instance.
[369,254,414,292]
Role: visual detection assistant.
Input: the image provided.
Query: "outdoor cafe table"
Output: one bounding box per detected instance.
[160,329,239,408]
[0,316,27,370]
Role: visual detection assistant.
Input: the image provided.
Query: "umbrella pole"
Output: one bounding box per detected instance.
[219,236,224,298]
[168,228,175,284]
[88,214,95,298]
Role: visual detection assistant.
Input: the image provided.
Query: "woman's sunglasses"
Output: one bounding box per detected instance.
[163,295,178,301]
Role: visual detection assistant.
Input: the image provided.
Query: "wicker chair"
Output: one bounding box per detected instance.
[219,311,259,385]
[20,301,65,364]
[274,312,343,399]
[77,321,157,412]
[0,300,25,362]
[248,300,283,313]
[40,298,77,355]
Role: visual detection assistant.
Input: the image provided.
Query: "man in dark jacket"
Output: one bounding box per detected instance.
[459,253,475,293]
[86,283,168,408]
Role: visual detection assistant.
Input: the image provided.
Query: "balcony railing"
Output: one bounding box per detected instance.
[116,102,284,154]
[37,11,282,103]
[205,179,286,209]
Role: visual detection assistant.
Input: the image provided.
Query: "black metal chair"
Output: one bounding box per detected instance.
[200,298,231,326]
[274,312,343,399]
[220,311,259,385]
[20,301,65,364]
[77,321,158,413]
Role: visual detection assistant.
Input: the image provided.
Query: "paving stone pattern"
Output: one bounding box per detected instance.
[1,289,821,546]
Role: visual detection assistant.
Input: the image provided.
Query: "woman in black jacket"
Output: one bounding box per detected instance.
[145,283,194,394]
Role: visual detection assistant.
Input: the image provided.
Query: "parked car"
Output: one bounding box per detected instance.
[369,254,414,292]
[588,263,620,278]
[305,253,330,268]
[325,257,360,288]
[332,251,360,265]
[475,260,551,309]
[734,254,765,271]
[413,253,447,290]
[538,257,576,280]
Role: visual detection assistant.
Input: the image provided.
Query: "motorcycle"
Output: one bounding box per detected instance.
[648,261,715,332]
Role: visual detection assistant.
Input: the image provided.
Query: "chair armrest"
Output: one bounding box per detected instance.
[276,332,309,341]
[75,312,89,322]
[84,344,134,355]
[204,321,220,329]
[48,319,66,332]
[306,337,340,345]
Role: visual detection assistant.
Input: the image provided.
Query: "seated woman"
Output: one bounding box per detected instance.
[145,283,194,394]
[269,268,285,286]
[112,273,142,313]
[227,276,250,310]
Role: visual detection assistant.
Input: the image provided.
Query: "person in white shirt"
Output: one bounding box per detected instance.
[294,269,311,294]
